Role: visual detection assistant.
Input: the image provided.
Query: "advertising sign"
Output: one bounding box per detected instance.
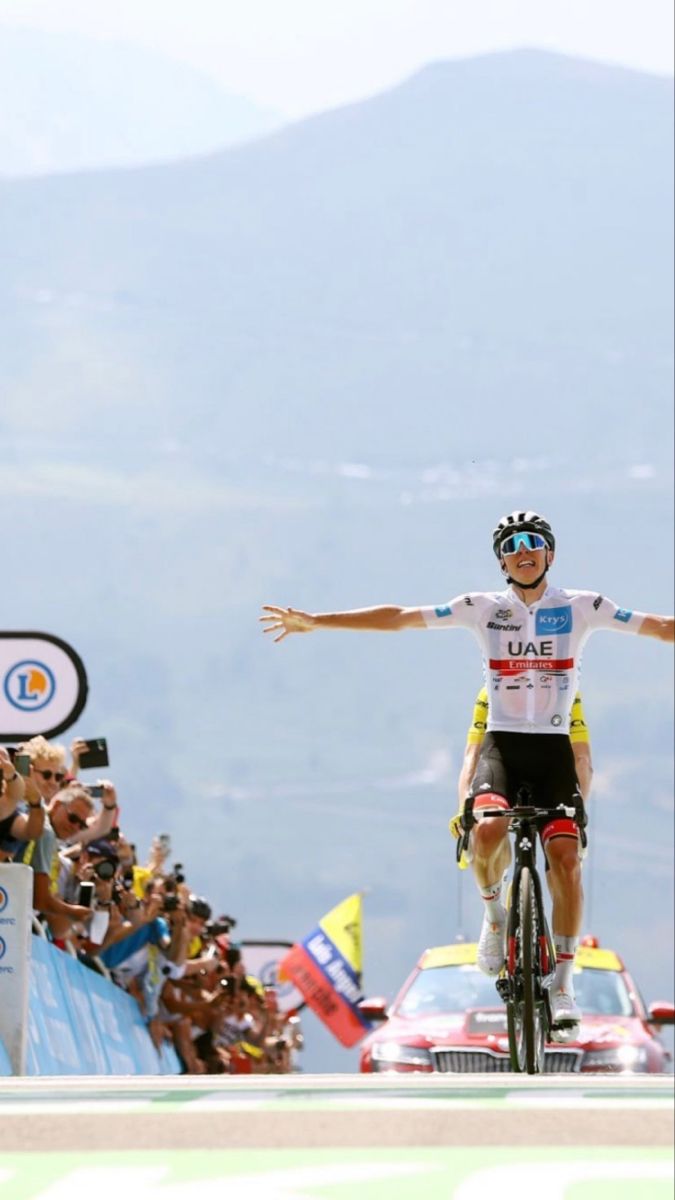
[0,632,88,741]
[0,865,33,1073]
[241,941,306,1014]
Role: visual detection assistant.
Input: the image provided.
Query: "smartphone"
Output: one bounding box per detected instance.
[108,826,120,842]
[158,833,171,856]
[88,909,110,945]
[87,784,105,800]
[78,738,109,770]
[78,881,95,908]
[14,753,31,777]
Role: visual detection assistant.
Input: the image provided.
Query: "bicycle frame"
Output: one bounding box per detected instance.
[504,811,555,990]
[459,792,584,1073]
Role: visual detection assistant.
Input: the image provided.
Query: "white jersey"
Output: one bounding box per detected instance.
[421,586,646,734]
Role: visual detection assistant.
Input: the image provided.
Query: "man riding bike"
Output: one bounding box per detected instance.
[261,510,673,1041]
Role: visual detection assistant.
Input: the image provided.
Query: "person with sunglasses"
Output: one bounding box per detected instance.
[17,735,69,805]
[11,785,93,938]
[261,509,673,1041]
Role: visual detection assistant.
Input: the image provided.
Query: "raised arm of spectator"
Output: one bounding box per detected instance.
[166,906,189,968]
[78,781,118,847]
[68,738,89,779]
[0,748,26,806]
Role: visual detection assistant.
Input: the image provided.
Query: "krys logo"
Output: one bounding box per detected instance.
[0,886,8,914]
[0,936,6,960]
[3,660,56,712]
[535,606,573,636]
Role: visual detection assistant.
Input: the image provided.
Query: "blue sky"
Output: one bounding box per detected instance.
[2,0,673,117]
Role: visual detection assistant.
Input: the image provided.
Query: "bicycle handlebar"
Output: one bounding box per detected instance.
[456,795,588,863]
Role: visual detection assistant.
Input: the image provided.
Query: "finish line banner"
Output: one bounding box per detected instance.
[0,632,88,741]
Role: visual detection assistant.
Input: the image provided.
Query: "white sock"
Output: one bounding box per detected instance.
[553,934,578,993]
[479,879,505,923]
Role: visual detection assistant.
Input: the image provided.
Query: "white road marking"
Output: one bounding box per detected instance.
[455,1160,674,1200]
[27,1162,439,1200]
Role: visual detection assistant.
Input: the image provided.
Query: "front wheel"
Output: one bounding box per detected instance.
[509,867,545,1074]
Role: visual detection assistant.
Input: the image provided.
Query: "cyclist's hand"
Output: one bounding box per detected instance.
[260,606,316,643]
[448,812,463,841]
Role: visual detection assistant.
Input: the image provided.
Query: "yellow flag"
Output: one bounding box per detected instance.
[319,892,363,978]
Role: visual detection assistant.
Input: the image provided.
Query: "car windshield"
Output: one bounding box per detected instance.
[573,968,634,1017]
[395,964,635,1019]
[396,965,502,1016]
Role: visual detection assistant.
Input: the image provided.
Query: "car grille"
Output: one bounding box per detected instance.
[430,1047,582,1073]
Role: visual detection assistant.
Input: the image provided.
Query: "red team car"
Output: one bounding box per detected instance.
[359,938,674,1074]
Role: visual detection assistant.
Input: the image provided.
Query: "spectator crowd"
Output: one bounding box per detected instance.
[0,736,303,1074]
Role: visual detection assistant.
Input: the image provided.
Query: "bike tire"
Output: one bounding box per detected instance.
[518,867,541,1074]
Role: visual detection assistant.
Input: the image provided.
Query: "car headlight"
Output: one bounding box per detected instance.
[371,1041,432,1067]
[583,1045,648,1072]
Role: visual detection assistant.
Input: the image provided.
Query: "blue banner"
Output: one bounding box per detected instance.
[22,938,180,1076]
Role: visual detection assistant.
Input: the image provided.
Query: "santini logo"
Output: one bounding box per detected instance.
[3,660,56,712]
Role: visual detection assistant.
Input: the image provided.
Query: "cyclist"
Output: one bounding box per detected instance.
[260,511,673,1039]
[455,686,592,815]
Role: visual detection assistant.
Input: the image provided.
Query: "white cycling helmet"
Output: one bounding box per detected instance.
[492,510,556,558]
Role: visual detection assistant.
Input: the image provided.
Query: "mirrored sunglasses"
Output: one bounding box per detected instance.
[500,531,548,557]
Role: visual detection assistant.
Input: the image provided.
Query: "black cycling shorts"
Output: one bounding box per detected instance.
[470,731,580,821]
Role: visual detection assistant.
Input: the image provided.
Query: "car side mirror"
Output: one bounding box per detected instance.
[358,997,388,1022]
[647,1002,675,1027]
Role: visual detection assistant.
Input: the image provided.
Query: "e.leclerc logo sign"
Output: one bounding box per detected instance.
[0,633,87,741]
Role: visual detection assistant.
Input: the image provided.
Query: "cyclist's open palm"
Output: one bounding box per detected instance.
[260,605,315,642]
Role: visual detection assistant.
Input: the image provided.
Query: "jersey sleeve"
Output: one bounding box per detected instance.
[420,593,488,630]
[569,693,590,745]
[582,593,647,634]
[466,686,489,746]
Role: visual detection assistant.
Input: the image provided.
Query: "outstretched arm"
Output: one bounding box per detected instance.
[260,604,426,642]
[638,615,674,642]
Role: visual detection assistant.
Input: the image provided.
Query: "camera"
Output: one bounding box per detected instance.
[164,894,179,913]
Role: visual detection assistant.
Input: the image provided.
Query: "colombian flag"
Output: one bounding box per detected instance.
[279,893,372,1047]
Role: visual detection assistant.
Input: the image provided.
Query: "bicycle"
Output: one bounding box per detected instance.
[457,788,587,1075]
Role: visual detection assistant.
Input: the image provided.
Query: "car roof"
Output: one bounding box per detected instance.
[419,943,624,972]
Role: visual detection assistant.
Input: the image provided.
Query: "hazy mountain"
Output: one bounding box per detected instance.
[0,50,672,1070]
[0,24,281,176]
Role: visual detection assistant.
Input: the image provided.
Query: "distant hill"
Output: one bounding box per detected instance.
[0,49,672,466]
[0,24,282,176]
[0,49,672,1070]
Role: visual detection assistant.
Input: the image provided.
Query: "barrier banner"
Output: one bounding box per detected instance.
[0,869,180,1076]
[0,865,33,1073]
[279,893,372,1048]
[0,631,88,741]
[25,938,180,1076]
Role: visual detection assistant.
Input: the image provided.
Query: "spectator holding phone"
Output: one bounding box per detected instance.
[11,784,94,935]
[69,781,119,848]
[0,748,44,860]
